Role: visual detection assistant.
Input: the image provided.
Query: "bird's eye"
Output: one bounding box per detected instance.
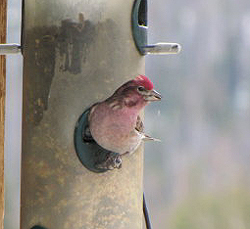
[137,86,145,92]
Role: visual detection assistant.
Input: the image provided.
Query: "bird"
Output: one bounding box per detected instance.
[84,75,161,169]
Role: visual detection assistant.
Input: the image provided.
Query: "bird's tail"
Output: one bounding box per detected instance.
[142,134,161,142]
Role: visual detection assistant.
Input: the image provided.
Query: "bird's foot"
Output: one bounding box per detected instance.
[95,152,122,170]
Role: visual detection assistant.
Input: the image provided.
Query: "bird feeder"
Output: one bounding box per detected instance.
[0,0,180,228]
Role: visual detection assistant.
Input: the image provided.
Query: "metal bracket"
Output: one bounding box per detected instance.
[0,43,21,55]
[142,42,181,55]
[132,0,181,55]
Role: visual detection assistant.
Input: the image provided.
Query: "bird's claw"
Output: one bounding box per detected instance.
[95,152,122,170]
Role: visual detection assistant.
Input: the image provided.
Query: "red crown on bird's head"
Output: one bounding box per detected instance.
[133,75,154,90]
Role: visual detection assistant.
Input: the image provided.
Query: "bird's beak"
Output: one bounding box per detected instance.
[145,89,162,101]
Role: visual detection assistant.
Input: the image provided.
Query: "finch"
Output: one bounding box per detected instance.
[87,75,161,157]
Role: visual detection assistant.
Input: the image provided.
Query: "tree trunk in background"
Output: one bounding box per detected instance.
[0,0,7,228]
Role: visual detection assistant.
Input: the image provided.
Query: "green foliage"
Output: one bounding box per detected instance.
[170,189,250,229]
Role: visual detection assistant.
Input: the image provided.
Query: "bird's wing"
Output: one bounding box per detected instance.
[83,103,100,142]
[87,102,99,122]
[135,115,144,133]
[135,115,161,142]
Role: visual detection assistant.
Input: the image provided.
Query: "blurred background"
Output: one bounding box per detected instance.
[5,0,250,228]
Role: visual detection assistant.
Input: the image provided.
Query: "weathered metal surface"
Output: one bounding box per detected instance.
[21,0,144,228]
